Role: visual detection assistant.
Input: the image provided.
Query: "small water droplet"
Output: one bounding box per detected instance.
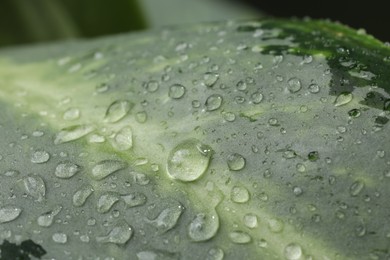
[73,185,94,207]
[284,243,302,260]
[334,92,353,106]
[308,151,319,161]
[308,84,320,93]
[206,247,224,260]
[231,186,250,203]
[250,92,263,104]
[37,206,62,227]
[146,80,159,92]
[55,162,81,179]
[136,111,148,123]
[31,150,50,164]
[147,204,184,233]
[112,126,133,151]
[203,72,219,87]
[243,214,258,228]
[283,150,297,159]
[205,94,223,111]
[54,125,94,144]
[293,186,303,196]
[52,233,68,244]
[287,78,302,93]
[229,231,251,244]
[0,205,22,223]
[105,100,132,123]
[268,118,279,126]
[23,175,46,202]
[133,172,150,185]
[188,211,219,242]
[63,108,80,120]
[350,180,364,196]
[91,160,127,180]
[97,192,120,213]
[121,193,147,208]
[222,111,236,122]
[348,108,361,117]
[268,218,284,233]
[236,81,247,91]
[96,220,132,244]
[227,153,246,171]
[169,84,186,99]
[296,163,306,172]
[167,139,212,182]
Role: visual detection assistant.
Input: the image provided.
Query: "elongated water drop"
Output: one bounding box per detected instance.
[0,205,22,223]
[229,231,251,244]
[203,72,219,87]
[188,211,219,242]
[55,162,81,179]
[334,92,353,106]
[37,205,62,227]
[121,193,147,208]
[105,100,132,123]
[112,126,133,151]
[73,185,94,207]
[96,220,132,244]
[167,139,212,182]
[91,160,127,180]
[23,175,46,202]
[205,94,223,111]
[97,192,120,213]
[147,204,184,233]
[54,125,94,144]
[31,150,50,164]
[350,180,364,196]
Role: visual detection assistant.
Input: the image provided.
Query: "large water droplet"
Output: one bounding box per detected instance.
[96,220,132,244]
[350,180,364,196]
[268,218,284,233]
[105,100,132,123]
[167,139,212,182]
[121,193,147,208]
[284,243,302,260]
[251,92,263,104]
[0,205,22,223]
[334,92,353,106]
[37,205,62,227]
[23,175,46,202]
[231,186,250,203]
[55,162,81,179]
[188,211,219,242]
[243,213,258,228]
[287,78,302,93]
[31,150,50,164]
[91,160,127,180]
[205,94,223,111]
[169,84,186,99]
[206,247,224,260]
[203,72,220,87]
[52,233,68,244]
[229,231,251,244]
[73,185,94,207]
[227,153,246,171]
[54,125,94,144]
[147,204,184,233]
[112,126,133,151]
[97,192,120,213]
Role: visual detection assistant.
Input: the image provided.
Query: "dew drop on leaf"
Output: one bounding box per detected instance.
[203,72,219,88]
[350,180,364,196]
[73,185,94,207]
[147,204,185,233]
[231,186,250,203]
[121,193,147,208]
[243,213,258,228]
[52,233,67,244]
[96,220,132,244]
[23,175,46,202]
[55,162,81,179]
[91,160,127,180]
[112,126,133,151]
[334,92,353,107]
[205,94,223,111]
[229,231,252,244]
[227,153,246,171]
[167,139,212,182]
[146,80,159,92]
[63,108,80,120]
[169,84,186,99]
[37,206,62,227]
[206,247,224,260]
[267,218,284,233]
[31,150,50,164]
[105,100,132,123]
[0,205,22,223]
[188,211,219,242]
[284,243,302,260]
[287,77,302,93]
[54,125,94,144]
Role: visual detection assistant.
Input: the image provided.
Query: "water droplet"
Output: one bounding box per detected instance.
[229,231,251,244]
[112,126,133,151]
[97,192,120,213]
[308,151,319,161]
[287,78,302,93]
[55,162,81,179]
[121,193,147,208]
[133,172,150,186]
[222,111,236,122]
[293,187,303,196]
[308,84,320,93]
[136,111,148,123]
[188,211,219,242]
[0,205,22,223]
[243,213,258,228]
[167,139,212,182]
[146,80,159,92]
[23,175,46,202]
[284,243,302,260]
[63,108,80,120]
[169,84,186,99]
[350,180,364,196]
[268,218,284,233]
[227,153,246,171]
[296,163,306,172]
[334,92,353,106]
[147,204,184,233]
[54,125,94,144]
[203,72,219,87]
[283,150,297,159]
[105,100,132,123]
[236,81,247,91]
[206,247,224,260]
[91,160,127,180]
[205,94,223,111]
[37,206,62,227]
[73,185,94,207]
[52,233,68,244]
[257,239,268,248]
[348,108,361,117]
[31,150,50,164]
[96,220,132,244]
[250,92,263,104]
[231,186,250,203]
[4,170,20,177]
[88,134,105,143]
[268,118,279,126]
